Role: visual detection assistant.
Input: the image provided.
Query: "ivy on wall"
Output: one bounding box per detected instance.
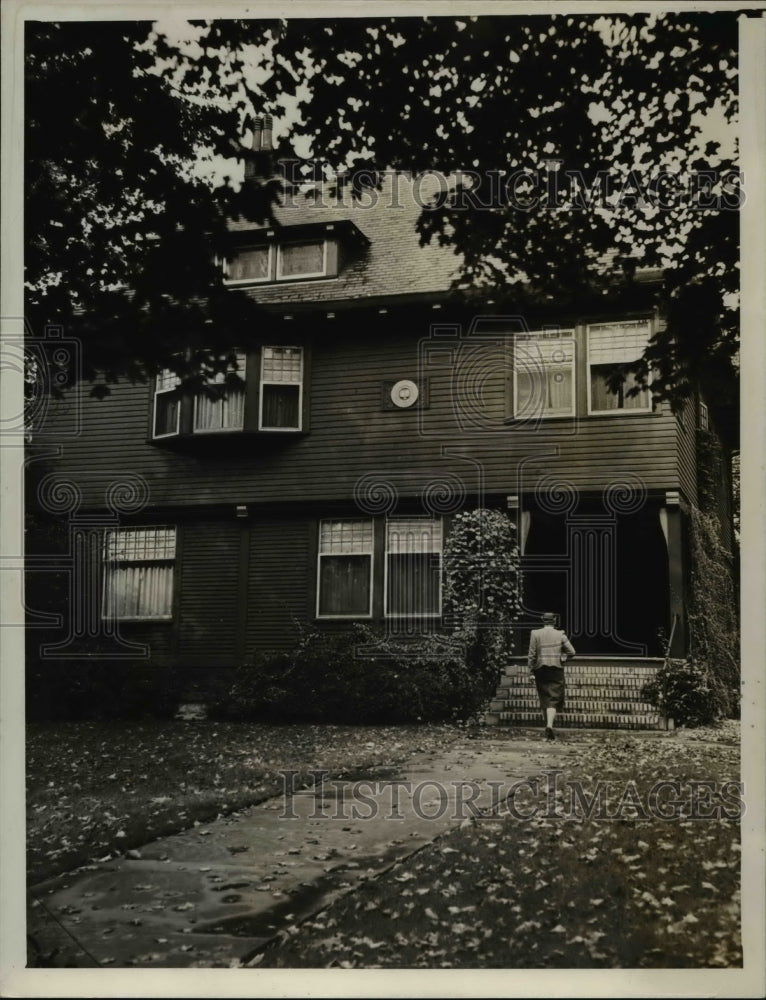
[442,509,522,702]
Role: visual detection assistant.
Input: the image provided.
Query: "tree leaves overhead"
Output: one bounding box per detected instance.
[25,13,742,441]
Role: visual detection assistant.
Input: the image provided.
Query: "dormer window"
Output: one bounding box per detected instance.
[277,240,327,280]
[222,221,368,288]
[226,246,272,284]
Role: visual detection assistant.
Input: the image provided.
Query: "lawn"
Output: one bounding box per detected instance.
[254,723,742,970]
[26,720,462,885]
[26,719,742,970]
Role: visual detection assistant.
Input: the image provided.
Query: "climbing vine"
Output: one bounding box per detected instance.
[442,509,522,702]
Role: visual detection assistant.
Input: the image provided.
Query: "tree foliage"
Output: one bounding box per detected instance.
[25,13,742,441]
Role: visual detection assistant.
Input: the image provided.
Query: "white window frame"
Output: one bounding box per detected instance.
[222,244,273,286]
[192,354,247,434]
[512,329,576,419]
[316,518,374,619]
[259,346,303,432]
[152,370,181,439]
[102,526,176,622]
[276,239,328,281]
[384,516,443,619]
[699,401,709,431]
[586,319,653,416]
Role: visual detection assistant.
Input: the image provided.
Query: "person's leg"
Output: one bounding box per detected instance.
[545,706,556,739]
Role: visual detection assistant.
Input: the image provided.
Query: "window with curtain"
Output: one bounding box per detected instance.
[278,240,326,279]
[588,320,652,413]
[514,331,576,418]
[317,519,373,617]
[103,527,176,620]
[259,346,303,430]
[193,354,246,433]
[153,369,181,438]
[385,517,442,618]
[225,246,271,283]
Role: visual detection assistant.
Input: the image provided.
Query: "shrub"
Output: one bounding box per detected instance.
[26,661,185,722]
[641,658,726,727]
[209,624,487,725]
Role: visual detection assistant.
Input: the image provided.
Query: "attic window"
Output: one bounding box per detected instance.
[226,246,271,283]
[277,240,327,280]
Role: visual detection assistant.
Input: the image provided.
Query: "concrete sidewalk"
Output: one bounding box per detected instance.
[26,732,596,969]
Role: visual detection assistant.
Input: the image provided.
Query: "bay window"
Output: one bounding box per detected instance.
[193,354,247,433]
[153,370,181,438]
[259,346,303,431]
[103,527,176,620]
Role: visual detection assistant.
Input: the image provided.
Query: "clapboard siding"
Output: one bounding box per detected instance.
[177,521,241,665]
[43,325,691,509]
[245,516,311,654]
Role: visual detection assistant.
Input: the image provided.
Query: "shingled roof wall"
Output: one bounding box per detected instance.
[228,173,463,307]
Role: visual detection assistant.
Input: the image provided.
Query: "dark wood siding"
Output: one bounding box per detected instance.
[41,322,690,510]
[245,516,311,654]
[177,521,240,666]
[676,394,698,507]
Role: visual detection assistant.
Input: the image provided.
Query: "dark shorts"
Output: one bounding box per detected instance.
[533,665,565,711]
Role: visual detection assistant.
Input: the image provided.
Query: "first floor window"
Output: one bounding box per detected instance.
[588,320,652,413]
[317,519,373,617]
[385,517,442,617]
[103,527,176,620]
[514,330,576,418]
[260,346,303,430]
[193,354,247,432]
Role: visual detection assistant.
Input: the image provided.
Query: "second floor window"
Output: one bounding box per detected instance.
[514,330,576,418]
[260,347,303,431]
[587,320,652,413]
[277,240,327,280]
[193,354,247,433]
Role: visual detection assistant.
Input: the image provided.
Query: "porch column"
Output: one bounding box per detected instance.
[658,491,686,658]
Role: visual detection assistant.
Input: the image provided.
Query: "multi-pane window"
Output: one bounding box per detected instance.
[259,346,303,430]
[103,527,176,620]
[153,370,181,438]
[193,354,247,433]
[514,331,576,418]
[317,519,373,618]
[224,246,271,284]
[277,240,326,280]
[385,518,442,618]
[587,320,652,413]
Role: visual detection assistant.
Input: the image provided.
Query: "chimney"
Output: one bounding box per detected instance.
[251,116,263,152]
[244,114,275,181]
[261,114,274,152]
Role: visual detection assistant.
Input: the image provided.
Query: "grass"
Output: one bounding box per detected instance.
[255,722,742,969]
[26,719,742,969]
[26,719,462,885]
